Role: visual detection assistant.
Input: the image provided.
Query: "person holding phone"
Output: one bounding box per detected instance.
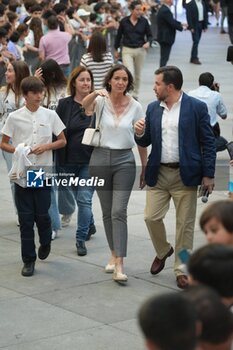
[134,66,216,289]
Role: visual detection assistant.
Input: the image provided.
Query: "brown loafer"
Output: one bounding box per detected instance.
[190,58,202,65]
[176,275,189,289]
[150,247,174,275]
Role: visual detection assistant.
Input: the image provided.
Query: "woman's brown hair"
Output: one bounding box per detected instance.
[87,31,107,62]
[103,64,134,94]
[5,61,30,108]
[29,17,43,48]
[67,66,94,97]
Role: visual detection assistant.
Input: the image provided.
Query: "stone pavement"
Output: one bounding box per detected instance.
[0,20,233,350]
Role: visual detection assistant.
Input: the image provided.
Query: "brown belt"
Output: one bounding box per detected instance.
[160,162,180,169]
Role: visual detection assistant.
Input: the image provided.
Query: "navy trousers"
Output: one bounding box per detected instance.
[191,22,203,59]
[15,184,52,263]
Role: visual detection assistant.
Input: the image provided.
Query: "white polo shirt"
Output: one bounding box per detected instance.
[2,105,65,167]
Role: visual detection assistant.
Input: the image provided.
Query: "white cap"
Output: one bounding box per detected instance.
[77,9,91,17]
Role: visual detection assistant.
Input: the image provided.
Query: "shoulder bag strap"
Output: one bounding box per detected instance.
[95,97,105,129]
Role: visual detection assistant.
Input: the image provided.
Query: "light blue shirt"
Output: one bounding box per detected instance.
[7,41,21,60]
[188,85,227,126]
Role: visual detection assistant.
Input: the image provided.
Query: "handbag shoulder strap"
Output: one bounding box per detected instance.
[95,97,105,128]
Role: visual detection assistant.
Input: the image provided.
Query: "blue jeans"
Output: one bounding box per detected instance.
[15,184,52,263]
[58,186,76,215]
[191,22,203,59]
[71,165,95,242]
[48,186,61,231]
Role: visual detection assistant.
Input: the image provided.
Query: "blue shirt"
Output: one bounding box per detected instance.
[7,41,21,60]
[188,85,227,126]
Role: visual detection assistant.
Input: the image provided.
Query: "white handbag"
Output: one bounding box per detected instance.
[81,127,101,147]
[82,98,105,147]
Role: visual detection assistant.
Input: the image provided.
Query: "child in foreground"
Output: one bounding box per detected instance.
[0,76,66,277]
[199,200,233,246]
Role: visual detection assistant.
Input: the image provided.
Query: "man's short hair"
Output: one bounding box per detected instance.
[9,30,20,43]
[30,4,43,13]
[129,0,142,10]
[53,3,67,14]
[155,65,183,90]
[47,15,58,30]
[138,293,198,350]
[41,9,56,20]
[0,4,6,16]
[24,0,36,12]
[183,285,233,345]
[0,28,7,38]
[187,244,233,298]
[198,72,214,88]
[21,76,45,95]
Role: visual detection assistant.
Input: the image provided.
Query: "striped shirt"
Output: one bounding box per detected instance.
[80,52,114,89]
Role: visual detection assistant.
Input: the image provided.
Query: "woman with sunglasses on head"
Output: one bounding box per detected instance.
[82,64,147,282]
[55,66,96,255]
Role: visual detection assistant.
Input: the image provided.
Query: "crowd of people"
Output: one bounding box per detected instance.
[0,0,233,79]
[0,0,233,348]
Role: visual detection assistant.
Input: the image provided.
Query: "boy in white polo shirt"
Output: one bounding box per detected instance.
[1,76,66,277]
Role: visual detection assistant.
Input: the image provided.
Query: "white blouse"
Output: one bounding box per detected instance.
[96,96,144,149]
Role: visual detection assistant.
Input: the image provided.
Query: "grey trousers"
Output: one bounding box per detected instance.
[89,148,136,257]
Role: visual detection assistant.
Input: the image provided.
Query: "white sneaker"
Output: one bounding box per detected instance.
[51,230,58,240]
[61,214,72,227]
[151,40,159,48]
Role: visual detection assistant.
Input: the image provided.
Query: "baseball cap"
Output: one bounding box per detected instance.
[77,9,91,17]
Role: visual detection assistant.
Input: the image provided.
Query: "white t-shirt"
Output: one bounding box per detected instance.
[2,105,65,167]
[95,96,144,149]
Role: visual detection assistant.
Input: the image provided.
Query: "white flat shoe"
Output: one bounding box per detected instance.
[105,264,115,273]
[113,271,128,282]
[51,230,57,240]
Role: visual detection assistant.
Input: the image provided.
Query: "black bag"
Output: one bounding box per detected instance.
[212,122,228,152]
[226,46,233,62]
